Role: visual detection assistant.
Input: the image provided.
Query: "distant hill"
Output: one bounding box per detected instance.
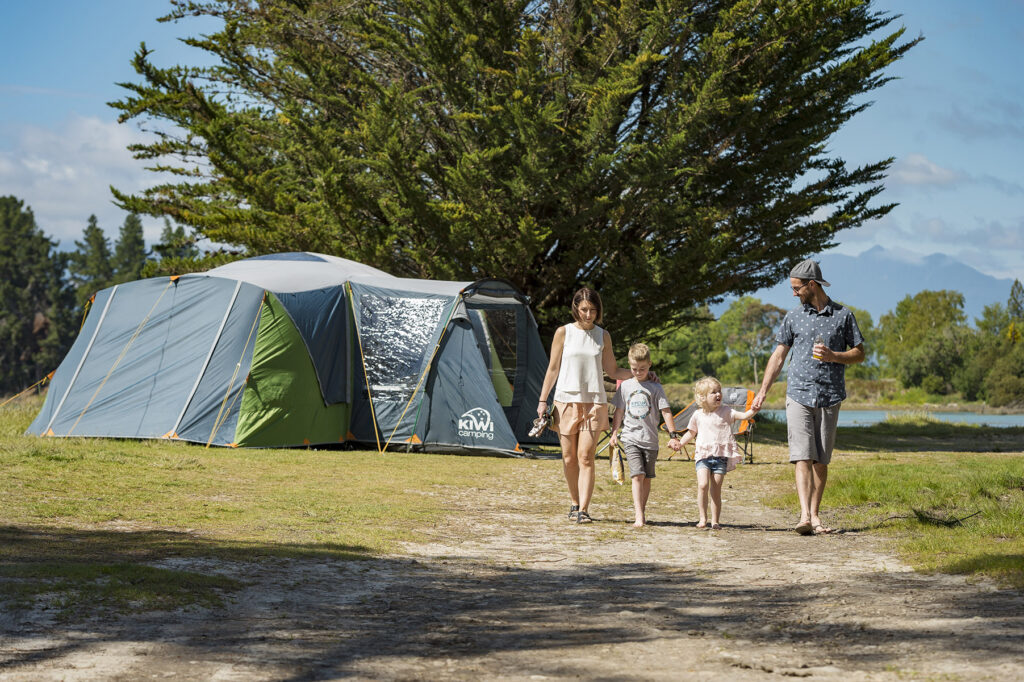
[714,246,1016,324]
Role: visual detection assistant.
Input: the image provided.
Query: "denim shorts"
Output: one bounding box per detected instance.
[695,456,728,475]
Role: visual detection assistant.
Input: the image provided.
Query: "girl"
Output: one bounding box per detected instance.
[678,376,758,529]
[538,288,634,524]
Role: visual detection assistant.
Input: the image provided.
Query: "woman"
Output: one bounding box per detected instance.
[538,288,633,524]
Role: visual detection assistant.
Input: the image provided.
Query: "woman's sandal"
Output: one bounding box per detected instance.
[576,510,593,524]
[568,504,579,521]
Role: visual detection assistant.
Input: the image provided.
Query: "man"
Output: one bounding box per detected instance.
[751,259,865,535]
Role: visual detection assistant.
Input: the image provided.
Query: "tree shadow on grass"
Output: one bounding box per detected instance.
[2,526,1024,679]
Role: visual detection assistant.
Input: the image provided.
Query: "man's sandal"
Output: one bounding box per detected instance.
[568,504,579,521]
[576,510,593,524]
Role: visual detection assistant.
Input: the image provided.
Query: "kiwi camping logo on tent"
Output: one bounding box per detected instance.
[458,408,494,440]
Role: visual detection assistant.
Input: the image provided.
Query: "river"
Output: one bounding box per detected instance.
[759,409,1024,428]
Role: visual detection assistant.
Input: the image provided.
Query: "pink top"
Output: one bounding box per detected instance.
[686,405,744,472]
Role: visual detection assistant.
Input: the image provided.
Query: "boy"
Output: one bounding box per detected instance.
[610,343,682,527]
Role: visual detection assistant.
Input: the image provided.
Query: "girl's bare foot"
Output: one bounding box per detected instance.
[695,521,707,529]
[632,519,645,528]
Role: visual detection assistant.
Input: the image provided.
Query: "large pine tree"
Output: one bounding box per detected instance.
[112,0,918,342]
[0,197,76,395]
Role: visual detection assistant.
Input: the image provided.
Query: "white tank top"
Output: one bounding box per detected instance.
[554,323,607,404]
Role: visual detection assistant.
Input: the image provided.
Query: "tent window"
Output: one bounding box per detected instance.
[473,308,518,407]
[359,294,447,403]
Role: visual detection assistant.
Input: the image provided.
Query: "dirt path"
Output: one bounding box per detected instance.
[2,455,1023,681]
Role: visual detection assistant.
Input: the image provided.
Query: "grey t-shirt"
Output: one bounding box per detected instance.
[611,378,671,449]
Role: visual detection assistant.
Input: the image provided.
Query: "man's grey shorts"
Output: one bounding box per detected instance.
[786,397,840,465]
[623,443,658,478]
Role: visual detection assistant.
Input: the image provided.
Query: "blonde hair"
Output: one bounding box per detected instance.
[693,376,722,412]
[628,343,651,364]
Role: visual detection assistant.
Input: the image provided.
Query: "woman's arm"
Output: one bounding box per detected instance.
[538,326,566,418]
[601,331,632,381]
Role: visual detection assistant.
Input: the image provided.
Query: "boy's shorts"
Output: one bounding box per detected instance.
[553,401,609,435]
[695,456,728,475]
[623,443,658,478]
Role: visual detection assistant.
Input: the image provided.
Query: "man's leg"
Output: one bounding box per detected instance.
[809,403,839,532]
[810,462,830,530]
[794,460,814,526]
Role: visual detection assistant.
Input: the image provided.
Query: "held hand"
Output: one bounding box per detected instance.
[751,391,766,411]
[667,437,681,452]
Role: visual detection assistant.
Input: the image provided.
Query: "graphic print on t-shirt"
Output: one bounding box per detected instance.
[626,389,652,420]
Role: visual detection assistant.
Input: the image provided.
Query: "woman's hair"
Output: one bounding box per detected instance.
[571,287,603,325]
[693,376,722,412]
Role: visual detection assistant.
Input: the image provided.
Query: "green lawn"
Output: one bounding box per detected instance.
[755,416,1024,588]
[2,394,1022,619]
[0,395,528,618]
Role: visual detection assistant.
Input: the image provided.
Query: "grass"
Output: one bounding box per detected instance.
[755,416,1024,589]
[3,390,1023,618]
[0,394,527,619]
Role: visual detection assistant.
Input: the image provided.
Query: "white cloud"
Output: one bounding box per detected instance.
[0,115,174,248]
[889,153,960,187]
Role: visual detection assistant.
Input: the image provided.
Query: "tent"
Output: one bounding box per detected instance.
[27,252,557,456]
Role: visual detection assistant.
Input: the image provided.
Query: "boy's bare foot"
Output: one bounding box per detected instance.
[632,519,645,528]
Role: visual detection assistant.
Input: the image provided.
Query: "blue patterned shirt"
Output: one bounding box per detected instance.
[775,299,864,408]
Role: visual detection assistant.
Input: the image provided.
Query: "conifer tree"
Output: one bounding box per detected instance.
[0,196,76,394]
[68,215,114,308]
[1009,279,1024,321]
[111,212,148,284]
[112,0,919,342]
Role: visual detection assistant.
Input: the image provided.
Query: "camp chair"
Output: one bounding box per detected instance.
[661,387,756,464]
[661,400,698,460]
[722,386,756,464]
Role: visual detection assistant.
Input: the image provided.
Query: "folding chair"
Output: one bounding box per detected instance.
[660,400,699,460]
[721,386,756,464]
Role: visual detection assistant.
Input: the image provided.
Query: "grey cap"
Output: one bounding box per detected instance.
[790,259,830,287]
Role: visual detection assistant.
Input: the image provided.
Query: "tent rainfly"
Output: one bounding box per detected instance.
[27,252,557,455]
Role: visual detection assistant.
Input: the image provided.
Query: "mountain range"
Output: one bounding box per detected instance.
[714,246,1017,324]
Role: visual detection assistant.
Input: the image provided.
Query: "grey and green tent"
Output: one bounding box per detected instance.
[28,252,556,455]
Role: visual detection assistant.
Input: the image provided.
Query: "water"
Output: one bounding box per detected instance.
[760,409,1024,428]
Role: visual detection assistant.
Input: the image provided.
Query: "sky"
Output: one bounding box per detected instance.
[1,1,1023,282]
